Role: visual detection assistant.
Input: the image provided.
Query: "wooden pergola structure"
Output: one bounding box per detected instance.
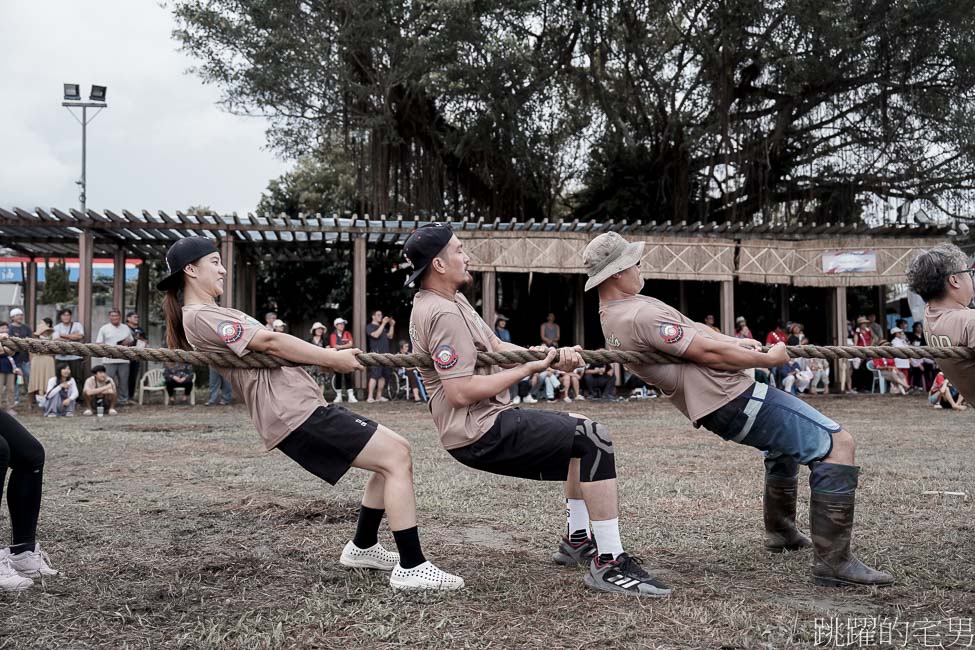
[0,207,953,386]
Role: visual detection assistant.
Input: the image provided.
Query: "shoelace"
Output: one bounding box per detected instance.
[616,554,652,581]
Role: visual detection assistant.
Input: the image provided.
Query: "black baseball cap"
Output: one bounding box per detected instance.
[157,236,220,291]
[402,223,454,287]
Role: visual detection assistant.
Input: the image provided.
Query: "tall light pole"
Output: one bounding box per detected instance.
[62,84,108,213]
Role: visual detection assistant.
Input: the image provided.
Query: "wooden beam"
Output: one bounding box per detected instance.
[574,275,586,347]
[221,236,236,310]
[136,259,150,327]
[678,280,689,314]
[779,284,790,325]
[25,259,37,326]
[78,231,94,344]
[113,248,126,310]
[481,271,497,333]
[720,280,734,336]
[352,234,367,393]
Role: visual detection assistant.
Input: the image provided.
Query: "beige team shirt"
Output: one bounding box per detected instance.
[409,290,512,450]
[182,303,326,450]
[599,295,754,422]
[924,305,975,403]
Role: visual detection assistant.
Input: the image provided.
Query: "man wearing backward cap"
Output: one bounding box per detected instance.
[585,231,894,588]
[406,223,672,597]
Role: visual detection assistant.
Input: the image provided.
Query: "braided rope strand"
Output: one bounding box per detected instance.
[2,336,972,369]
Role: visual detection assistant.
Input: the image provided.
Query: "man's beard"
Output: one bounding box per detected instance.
[455,271,472,291]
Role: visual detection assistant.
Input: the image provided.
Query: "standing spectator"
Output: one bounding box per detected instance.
[7,309,31,409]
[837,321,855,394]
[786,323,804,346]
[851,317,874,392]
[82,365,118,416]
[765,321,787,345]
[540,313,561,347]
[907,322,927,390]
[494,315,512,343]
[163,362,194,404]
[308,322,327,348]
[704,314,720,333]
[867,313,884,345]
[272,319,287,333]
[0,323,22,414]
[94,309,133,406]
[125,311,147,400]
[329,318,357,403]
[52,308,85,381]
[206,367,232,406]
[264,311,277,330]
[734,316,753,340]
[42,365,78,417]
[27,318,56,410]
[366,310,394,402]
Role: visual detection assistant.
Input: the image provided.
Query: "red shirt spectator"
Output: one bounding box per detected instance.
[765,324,787,345]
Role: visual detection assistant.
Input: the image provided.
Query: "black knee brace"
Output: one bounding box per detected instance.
[571,419,616,482]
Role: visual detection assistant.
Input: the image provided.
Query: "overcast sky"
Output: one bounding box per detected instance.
[0,1,289,215]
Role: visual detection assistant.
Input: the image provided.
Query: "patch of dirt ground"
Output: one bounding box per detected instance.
[1,395,973,648]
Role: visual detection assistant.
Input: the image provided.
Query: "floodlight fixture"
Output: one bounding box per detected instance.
[63,83,81,101]
[89,85,107,102]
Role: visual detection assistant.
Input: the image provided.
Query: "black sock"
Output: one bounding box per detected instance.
[9,542,34,555]
[392,526,426,569]
[352,505,385,549]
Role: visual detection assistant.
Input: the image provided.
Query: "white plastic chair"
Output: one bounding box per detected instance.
[139,369,167,405]
[168,373,196,406]
[866,360,888,394]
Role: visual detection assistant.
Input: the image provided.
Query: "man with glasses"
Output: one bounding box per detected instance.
[906,243,975,403]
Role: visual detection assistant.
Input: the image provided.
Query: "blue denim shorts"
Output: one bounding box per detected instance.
[696,383,838,465]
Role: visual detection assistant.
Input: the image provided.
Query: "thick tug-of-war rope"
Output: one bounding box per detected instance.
[2,336,973,370]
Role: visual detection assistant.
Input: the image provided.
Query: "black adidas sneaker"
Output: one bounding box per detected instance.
[584,553,672,597]
[552,536,597,567]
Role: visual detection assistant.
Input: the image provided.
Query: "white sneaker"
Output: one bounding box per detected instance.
[367,398,376,403]
[575,395,586,401]
[389,561,465,590]
[9,545,59,577]
[108,408,118,416]
[0,556,34,591]
[347,390,357,403]
[339,541,399,571]
[512,396,521,404]
[333,392,342,403]
[83,409,93,416]
[378,397,389,402]
[563,396,572,403]
[523,396,538,404]
[46,413,57,418]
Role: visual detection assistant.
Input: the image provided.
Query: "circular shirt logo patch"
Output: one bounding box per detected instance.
[659,322,684,344]
[217,320,244,344]
[433,344,459,370]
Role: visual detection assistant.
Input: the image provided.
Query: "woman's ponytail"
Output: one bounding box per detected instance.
[163,286,191,351]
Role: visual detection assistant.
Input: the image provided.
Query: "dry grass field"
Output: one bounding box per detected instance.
[1,395,973,649]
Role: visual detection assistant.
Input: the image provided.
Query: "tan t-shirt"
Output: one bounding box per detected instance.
[599,295,754,422]
[924,305,975,403]
[182,303,326,450]
[83,376,116,394]
[409,290,511,450]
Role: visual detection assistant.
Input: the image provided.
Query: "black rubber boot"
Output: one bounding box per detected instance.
[764,456,812,552]
[809,462,894,587]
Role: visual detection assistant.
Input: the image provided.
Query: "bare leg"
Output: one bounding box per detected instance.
[367,378,377,400]
[377,377,386,398]
[349,425,416,531]
[822,429,855,465]
[361,472,385,509]
[564,458,583,499]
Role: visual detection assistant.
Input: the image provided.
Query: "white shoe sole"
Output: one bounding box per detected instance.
[0,578,33,591]
[389,576,465,590]
[339,555,396,571]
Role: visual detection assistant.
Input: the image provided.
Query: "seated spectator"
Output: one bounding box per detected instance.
[494,315,512,343]
[874,356,909,395]
[532,369,563,401]
[734,316,753,340]
[272,319,287,333]
[777,361,800,394]
[807,357,830,394]
[511,375,538,404]
[786,322,804,346]
[83,365,118,415]
[889,327,912,389]
[582,362,616,399]
[557,368,584,403]
[164,362,194,404]
[929,372,966,410]
[396,340,427,401]
[43,365,79,417]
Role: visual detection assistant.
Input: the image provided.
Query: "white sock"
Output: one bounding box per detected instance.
[566,499,590,542]
[590,518,624,559]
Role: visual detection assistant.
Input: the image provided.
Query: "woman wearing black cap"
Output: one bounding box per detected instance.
[158,236,462,590]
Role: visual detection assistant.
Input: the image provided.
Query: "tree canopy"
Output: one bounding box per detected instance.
[174,0,975,225]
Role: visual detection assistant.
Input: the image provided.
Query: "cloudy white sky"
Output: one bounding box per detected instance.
[0,1,289,215]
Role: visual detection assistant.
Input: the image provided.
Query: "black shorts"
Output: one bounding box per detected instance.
[448,408,577,481]
[276,405,378,485]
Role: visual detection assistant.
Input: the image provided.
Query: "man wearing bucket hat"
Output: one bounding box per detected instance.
[405,223,672,597]
[585,231,894,588]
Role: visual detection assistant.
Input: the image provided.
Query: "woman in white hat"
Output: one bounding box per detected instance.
[26,318,57,410]
[329,318,356,403]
